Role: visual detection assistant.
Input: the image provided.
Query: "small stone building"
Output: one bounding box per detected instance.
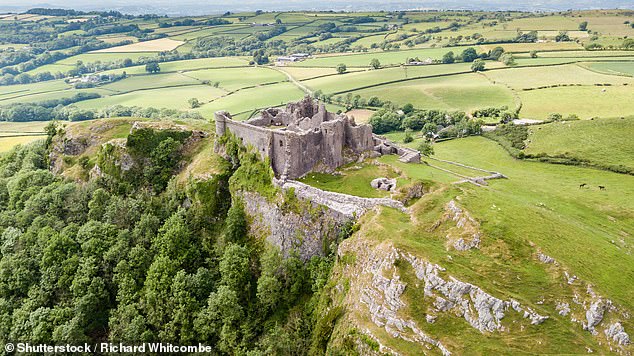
[215,97,378,179]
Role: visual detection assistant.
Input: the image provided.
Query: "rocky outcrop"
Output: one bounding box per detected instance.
[433,199,482,251]
[370,177,397,191]
[584,299,610,333]
[240,190,350,260]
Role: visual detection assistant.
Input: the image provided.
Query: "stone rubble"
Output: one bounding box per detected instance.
[604,322,631,346]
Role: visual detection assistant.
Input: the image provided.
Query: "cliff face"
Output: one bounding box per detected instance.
[239,190,350,260]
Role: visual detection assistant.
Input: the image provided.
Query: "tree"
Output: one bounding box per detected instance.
[336,63,347,74]
[500,53,516,66]
[145,62,160,74]
[461,47,478,62]
[403,129,414,143]
[555,31,571,42]
[188,98,200,109]
[369,58,381,69]
[122,58,133,67]
[579,21,588,31]
[488,46,505,60]
[442,51,455,64]
[402,103,414,114]
[471,59,485,72]
[417,141,434,156]
[530,50,538,58]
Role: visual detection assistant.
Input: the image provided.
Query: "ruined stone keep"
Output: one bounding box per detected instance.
[215,97,376,179]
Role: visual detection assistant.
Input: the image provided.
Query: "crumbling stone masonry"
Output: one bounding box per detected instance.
[215,96,420,179]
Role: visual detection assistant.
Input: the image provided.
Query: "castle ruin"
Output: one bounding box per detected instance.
[215,97,420,179]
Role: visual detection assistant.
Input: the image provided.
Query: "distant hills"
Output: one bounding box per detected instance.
[1,0,634,16]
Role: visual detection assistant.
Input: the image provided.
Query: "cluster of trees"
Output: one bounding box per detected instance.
[0,127,344,353]
[368,106,483,140]
[0,93,101,122]
[0,97,206,122]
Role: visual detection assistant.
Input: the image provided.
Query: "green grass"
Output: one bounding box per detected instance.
[584,61,634,76]
[298,163,398,198]
[483,63,634,90]
[184,67,286,91]
[100,72,200,93]
[73,85,225,111]
[302,62,503,94]
[195,82,305,118]
[98,57,250,76]
[519,85,634,119]
[524,116,634,171]
[352,73,516,112]
[428,136,634,310]
[294,46,480,68]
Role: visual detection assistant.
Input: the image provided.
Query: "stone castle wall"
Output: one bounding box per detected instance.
[215,98,377,179]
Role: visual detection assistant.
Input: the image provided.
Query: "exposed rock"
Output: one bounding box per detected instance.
[370,177,397,191]
[537,252,556,264]
[403,254,514,333]
[584,299,609,333]
[556,302,571,316]
[523,308,549,325]
[438,200,482,251]
[240,190,350,260]
[426,314,437,324]
[604,322,630,345]
[358,246,451,355]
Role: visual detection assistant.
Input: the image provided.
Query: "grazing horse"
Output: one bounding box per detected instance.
[599,185,606,191]
[579,183,587,188]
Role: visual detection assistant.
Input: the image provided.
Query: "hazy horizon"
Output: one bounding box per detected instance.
[1,0,633,16]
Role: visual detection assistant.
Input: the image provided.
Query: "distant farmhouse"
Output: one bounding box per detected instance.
[215,97,420,180]
[276,53,311,64]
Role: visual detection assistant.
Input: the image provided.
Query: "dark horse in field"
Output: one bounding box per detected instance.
[579,183,587,188]
[599,185,606,191]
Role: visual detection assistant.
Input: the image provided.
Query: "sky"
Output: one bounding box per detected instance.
[1,0,633,15]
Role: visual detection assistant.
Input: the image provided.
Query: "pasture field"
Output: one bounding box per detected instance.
[0,136,45,151]
[500,16,581,30]
[579,16,634,37]
[483,63,634,89]
[519,85,634,119]
[352,73,516,112]
[185,67,286,91]
[583,61,634,76]
[0,121,49,133]
[99,57,250,76]
[56,52,160,65]
[421,136,634,321]
[295,46,478,67]
[195,82,305,118]
[0,88,112,105]
[73,85,226,111]
[276,66,341,80]
[537,50,634,58]
[92,38,185,53]
[301,62,504,94]
[345,109,375,123]
[0,121,49,152]
[0,80,70,100]
[477,41,583,53]
[100,72,200,93]
[524,116,634,170]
